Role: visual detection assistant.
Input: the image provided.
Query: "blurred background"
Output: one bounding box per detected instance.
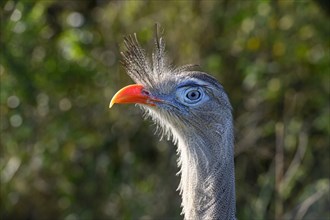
[1,0,329,219]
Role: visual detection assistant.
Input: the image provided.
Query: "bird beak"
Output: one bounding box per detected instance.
[109,84,160,108]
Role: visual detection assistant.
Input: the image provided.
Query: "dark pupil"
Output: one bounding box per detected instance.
[187,90,200,100]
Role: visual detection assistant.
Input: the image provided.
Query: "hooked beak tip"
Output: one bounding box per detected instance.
[109,101,114,108]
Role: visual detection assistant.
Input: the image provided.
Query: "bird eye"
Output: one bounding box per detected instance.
[177,87,205,106]
[186,90,201,100]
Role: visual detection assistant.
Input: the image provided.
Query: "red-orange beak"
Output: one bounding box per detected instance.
[109,84,160,108]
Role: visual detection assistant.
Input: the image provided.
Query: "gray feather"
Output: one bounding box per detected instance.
[120,25,236,220]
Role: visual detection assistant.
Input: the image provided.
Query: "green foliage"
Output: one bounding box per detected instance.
[1,0,329,219]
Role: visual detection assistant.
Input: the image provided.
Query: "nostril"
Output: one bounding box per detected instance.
[142,89,151,96]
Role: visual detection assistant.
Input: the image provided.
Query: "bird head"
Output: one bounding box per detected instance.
[110,26,232,146]
[110,26,236,219]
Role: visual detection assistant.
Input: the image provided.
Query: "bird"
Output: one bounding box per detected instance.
[110,25,236,220]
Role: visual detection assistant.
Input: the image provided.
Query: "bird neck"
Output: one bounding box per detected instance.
[175,123,236,220]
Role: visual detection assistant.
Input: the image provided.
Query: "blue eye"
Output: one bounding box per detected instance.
[177,87,205,105]
[186,90,201,100]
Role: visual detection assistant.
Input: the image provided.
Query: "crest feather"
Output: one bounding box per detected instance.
[121,24,170,89]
